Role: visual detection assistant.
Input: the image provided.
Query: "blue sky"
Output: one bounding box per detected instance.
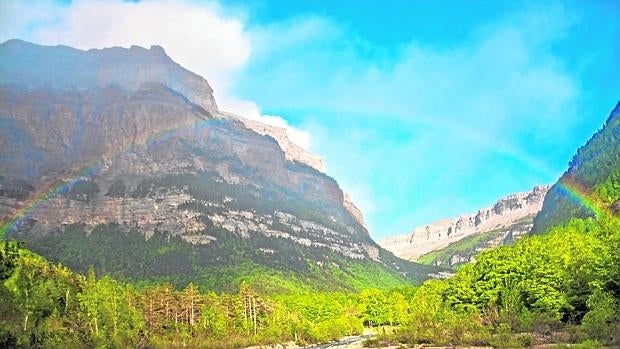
[1,0,619,238]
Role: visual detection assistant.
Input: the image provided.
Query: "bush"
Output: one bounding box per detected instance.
[581,290,618,344]
[362,337,381,347]
[531,311,562,336]
[105,179,126,197]
[67,179,99,201]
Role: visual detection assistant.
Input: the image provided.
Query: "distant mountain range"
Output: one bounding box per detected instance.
[0,39,433,292]
[380,100,620,269]
[379,185,549,267]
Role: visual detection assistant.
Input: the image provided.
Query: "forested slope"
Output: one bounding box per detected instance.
[3,215,619,347]
[533,101,620,232]
[0,241,419,348]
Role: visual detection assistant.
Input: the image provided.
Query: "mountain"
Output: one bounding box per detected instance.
[221,111,327,173]
[0,39,432,292]
[0,39,218,114]
[533,101,620,233]
[379,185,549,267]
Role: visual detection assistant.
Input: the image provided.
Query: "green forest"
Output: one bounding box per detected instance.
[2,212,619,348]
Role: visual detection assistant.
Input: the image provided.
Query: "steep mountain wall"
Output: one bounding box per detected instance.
[0,40,430,289]
[0,39,218,113]
[221,112,326,172]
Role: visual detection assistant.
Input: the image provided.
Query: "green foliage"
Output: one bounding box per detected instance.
[77,269,144,347]
[0,240,425,348]
[393,215,620,347]
[105,179,126,197]
[581,289,619,343]
[66,179,100,202]
[21,222,414,294]
[3,212,620,348]
[0,177,34,200]
[534,102,620,232]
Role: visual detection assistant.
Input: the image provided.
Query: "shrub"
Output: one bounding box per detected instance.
[581,290,619,344]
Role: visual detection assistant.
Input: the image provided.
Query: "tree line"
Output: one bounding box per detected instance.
[2,215,619,348]
[0,241,412,348]
[376,215,620,347]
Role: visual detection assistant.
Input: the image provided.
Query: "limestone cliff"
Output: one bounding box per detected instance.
[0,83,364,253]
[0,40,430,287]
[219,112,326,172]
[343,193,369,231]
[216,111,372,231]
[0,39,218,114]
[379,185,550,261]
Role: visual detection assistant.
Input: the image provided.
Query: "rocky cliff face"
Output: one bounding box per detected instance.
[221,112,326,172]
[0,75,360,254]
[0,40,428,289]
[229,115,370,230]
[0,39,372,232]
[379,185,550,261]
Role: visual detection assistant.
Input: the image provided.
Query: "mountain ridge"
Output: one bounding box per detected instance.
[0,39,218,114]
[380,185,550,262]
[533,101,620,232]
[0,39,432,291]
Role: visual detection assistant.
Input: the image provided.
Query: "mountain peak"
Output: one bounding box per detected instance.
[0,39,218,114]
[149,44,167,55]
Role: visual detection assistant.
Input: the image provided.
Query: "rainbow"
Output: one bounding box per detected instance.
[555,178,606,218]
[0,164,103,237]
[0,114,220,239]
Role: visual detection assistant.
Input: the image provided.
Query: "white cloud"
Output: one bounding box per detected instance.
[234,5,583,236]
[1,1,597,238]
[217,96,312,149]
[0,0,314,152]
[30,0,249,94]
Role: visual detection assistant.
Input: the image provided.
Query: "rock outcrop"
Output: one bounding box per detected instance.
[221,112,326,172]
[379,185,550,261]
[343,193,369,231]
[237,117,369,231]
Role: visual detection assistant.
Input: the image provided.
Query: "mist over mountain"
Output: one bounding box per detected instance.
[0,39,432,292]
[0,39,218,113]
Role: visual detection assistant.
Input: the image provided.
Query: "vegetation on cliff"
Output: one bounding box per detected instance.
[534,102,620,232]
[18,222,425,294]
